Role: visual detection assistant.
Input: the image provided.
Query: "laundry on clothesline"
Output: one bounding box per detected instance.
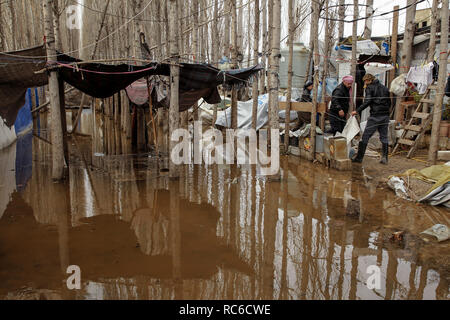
[405,62,434,94]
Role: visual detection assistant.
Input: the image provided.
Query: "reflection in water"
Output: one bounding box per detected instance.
[0,115,449,300]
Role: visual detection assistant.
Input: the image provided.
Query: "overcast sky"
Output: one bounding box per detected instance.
[281,0,433,46]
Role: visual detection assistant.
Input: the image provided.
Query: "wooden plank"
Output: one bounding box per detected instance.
[279,101,326,113]
[413,112,430,119]
[405,124,422,132]
[398,138,415,146]
[420,99,434,104]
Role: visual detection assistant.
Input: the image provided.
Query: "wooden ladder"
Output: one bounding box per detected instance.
[392,84,437,158]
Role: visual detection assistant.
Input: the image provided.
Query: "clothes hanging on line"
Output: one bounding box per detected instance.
[406,62,434,94]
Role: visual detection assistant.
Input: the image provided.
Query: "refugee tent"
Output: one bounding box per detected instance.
[0,45,262,128]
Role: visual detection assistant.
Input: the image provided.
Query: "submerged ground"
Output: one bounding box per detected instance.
[0,116,449,300]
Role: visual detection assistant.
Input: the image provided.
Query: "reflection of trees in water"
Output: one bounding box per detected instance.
[11,136,449,300]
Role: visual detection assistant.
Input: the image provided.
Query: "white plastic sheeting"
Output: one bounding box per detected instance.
[215,94,298,130]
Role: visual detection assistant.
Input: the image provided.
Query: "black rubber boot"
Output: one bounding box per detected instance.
[380,143,389,164]
[352,141,367,163]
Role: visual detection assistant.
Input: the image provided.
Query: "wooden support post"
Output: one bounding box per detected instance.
[212,0,219,127]
[337,0,346,79]
[231,0,238,130]
[310,0,320,160]
[268,0,281,180]
[395,0,417,123]
[320,0,331,132]
[427,0,439,63]
[59,75,69,166]
[284,0,294,152]
[350,0,358,114]
[168,0,180,179]
[428,0,448,164]
[364,0,373,39]
[43,0,65,181]
[389,5,399,88]
[251,0,260,130]
[260,0,267,93]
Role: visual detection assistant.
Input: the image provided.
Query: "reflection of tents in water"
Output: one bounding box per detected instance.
[0,191,252,296]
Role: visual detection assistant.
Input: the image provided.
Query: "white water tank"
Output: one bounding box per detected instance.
[279,42,310,89]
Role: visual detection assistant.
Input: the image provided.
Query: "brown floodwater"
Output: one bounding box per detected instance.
[0,115,449,300]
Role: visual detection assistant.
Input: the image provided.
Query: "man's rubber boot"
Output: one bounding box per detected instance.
[352,141,367,163]
[380,143,389,165]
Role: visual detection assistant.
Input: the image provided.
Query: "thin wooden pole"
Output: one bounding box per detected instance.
[337,0,346,79]
[389,5,399,87]
[268,0,281,180]
[168,0,180,179]
[43,0,65,181]
[427,0,439,63]
[284,0,294,152]
[260,0,267,93]
[428,0,448,164]
[350,0,358,114]
[364,0,373,39]
[212,0,219,126]
[310,0,320,160]
[231,0,238,130]
[251,0,260,130]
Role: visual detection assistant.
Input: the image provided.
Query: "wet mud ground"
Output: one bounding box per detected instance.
[0,119,449,300]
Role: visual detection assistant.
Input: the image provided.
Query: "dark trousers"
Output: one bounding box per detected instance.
[362,115,390,144]
[328,111,347,135]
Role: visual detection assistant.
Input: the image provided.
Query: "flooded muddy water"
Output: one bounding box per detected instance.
[0,119,449,300]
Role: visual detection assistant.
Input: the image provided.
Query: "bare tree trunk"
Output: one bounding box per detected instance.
[52,0,61,51]
[350,0,358,114]
[192,0,199,61]
[238,0,243,53]
[231,0,238,129]
[427,0,439,63]
[400,0,417,74]
[364,0,373,39]
[246,0,252,67]
[0,4,4,50]
[251,0,260,130]
[337,0,346,79]
[168,0,180,178]
[192,0,199,121]
[310,0,320,160]
[8,0,17,50]
[260,0,267,93]
[44,0,64,181]
[304,6,315,84]
[268,0,281,179]
[224,0,231,57]
[284,0,294,152]
[428,0,448,164]
[212,0,220,126]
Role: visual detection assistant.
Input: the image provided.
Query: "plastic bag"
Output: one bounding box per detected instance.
[389,74,407,96]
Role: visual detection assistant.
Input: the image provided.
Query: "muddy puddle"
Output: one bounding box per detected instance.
[0,115,449,300]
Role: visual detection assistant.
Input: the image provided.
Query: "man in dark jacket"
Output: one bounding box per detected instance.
[328,75,353,134]
[351,74,391,164]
